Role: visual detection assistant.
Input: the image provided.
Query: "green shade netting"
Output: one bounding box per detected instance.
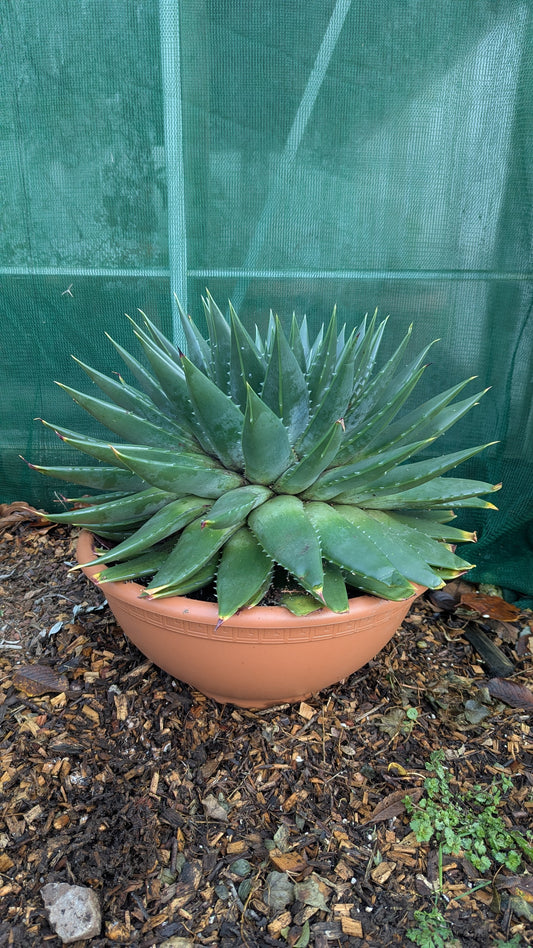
[1,1,532,599]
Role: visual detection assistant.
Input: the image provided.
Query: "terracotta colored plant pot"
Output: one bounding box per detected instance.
[77,530,423,709]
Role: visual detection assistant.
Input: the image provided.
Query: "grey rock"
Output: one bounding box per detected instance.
[41,883,101,943]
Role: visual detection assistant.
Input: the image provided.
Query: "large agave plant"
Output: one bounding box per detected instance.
[30,294,499,620]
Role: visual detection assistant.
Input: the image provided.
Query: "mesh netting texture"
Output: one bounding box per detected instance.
[1,1,532,597]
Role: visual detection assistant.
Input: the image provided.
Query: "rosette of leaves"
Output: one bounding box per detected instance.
[29,293,499,620]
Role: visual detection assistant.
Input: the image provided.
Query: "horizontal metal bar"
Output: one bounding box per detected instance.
[0,266,531,281]
[190,269,533,282]
[0,266,170,278]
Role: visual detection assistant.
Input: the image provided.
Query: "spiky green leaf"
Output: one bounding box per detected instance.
[390,511,477,543]
[261,317,309,442]
[248,495,324,596]
[305,501,414,594]
[229,302,267,409]
[24,462,143,493]
[306,306,338,409]
[306,438,433,501]
[147,518,238,593]
[368,379,482,452]
[203,290,231,389]
[141,307,183,364]
[72,355,168,424]
[336,507,446,589]
[79,496,210,567]
[273,419,344,494]
[333,443,495,504]
[181,354,245,470]
[112,446,244,498]
[361,508,473,572]
[241,384,293,484]
[295,332,356,455]
[105,332,172,412]
[55,383,190,449]
[131,328,200,437]
[175,297,212,374]
[356,476,501,509]
[321,561,350,613]
[95,545,175,584]
[47,487,172,526]
[202,485,273,530]
[289,313,307,372]
[216,526,273,620]
[143,556,218,599]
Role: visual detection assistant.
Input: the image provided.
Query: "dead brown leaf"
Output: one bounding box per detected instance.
[487,678,533,709]
[516,628,532,659]
[201,794,229,822]
[496,875,533,899]
[366,787,423,824]
[13,664,69,697]
[293,873,331,911]
[460,591,522,622]
[0,502,50,534]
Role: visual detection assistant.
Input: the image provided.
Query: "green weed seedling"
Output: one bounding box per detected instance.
[405,750,532,947]
[408,904,457,947]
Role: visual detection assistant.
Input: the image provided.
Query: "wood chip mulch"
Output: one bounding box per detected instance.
[0,516,532,947]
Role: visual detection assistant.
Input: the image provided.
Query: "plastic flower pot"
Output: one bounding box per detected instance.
[77,530,423,709]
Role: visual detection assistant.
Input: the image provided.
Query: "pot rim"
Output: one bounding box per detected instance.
[77,529,424,628]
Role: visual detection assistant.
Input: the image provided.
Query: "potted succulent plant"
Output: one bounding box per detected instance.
[28,294,499,707]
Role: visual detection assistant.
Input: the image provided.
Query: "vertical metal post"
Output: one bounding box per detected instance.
[159,0,187,346]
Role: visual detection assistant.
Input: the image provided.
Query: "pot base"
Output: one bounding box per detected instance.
[77,531,423,708]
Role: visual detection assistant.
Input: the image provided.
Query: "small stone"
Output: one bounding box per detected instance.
[41,883,101,943]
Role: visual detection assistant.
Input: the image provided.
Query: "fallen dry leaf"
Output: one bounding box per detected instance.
[508,895,533,922]
[13,664,69,697]
[201,794,229,822]
[0,502,50,534]
[366,787,423,824]
[516,628,532,659]
[496,875,533,899]
[293,873,331,911]
[376,707,406,738]
[487,678,533,709]
[460,591,522,622]
[429,578,473,610]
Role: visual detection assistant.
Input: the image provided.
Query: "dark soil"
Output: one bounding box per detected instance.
[0,509,532,947]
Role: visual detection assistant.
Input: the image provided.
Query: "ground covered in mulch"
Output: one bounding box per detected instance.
[0,509,532,947]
